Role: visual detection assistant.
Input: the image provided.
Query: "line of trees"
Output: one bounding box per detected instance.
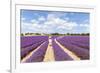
[21,33,89,36]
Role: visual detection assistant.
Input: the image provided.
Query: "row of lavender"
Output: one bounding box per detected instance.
[24,41,49,62]
[56,36,89,60]
[52,39,73,61]
[21,36,48,48]
[21,36,49,60]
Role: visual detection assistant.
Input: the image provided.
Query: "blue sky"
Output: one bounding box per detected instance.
[21,9,90,34]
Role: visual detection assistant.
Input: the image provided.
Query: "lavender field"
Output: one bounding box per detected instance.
[21,35,89,63]
[20,9,90,63]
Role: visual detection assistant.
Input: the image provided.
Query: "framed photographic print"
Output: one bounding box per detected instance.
[11,0,95,73]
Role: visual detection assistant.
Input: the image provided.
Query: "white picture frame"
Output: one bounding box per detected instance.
[11,0,95,73]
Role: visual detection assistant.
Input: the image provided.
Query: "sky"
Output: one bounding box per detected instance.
[21,9,90,34]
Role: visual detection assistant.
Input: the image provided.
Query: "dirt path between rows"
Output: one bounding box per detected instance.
[43,36,55,62]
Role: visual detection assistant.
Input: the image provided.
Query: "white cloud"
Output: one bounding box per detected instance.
[38,16,46,21]
[53,18,66,25]
[21,13,89,33]
[56,22,77,30]
[30,19,38,23]
[79,24,89,28]
[44,13,78,31]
